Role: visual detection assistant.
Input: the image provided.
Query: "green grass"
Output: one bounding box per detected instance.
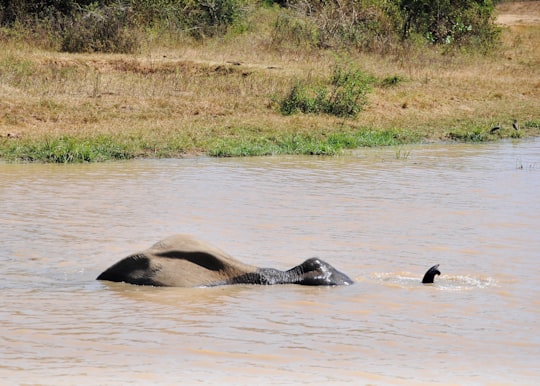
[525,120,540,130]
[447,127,490,142]
[0,135,134,163]
[0,120,535,162]
[208,127,419,157]
[0,55,36,85]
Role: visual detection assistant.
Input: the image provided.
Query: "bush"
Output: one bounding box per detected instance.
[271,9,319,49]
[130,0,248,38]
[273,0,402,52]
[325,64,373,117]
[272,0,499,52]
[1,0,247,50]
[192,0,247,37]
[280,63,373,118]
[1,0,500,52]
[399,0,500,49]
[0,1,117,27]
[61,2,139,53]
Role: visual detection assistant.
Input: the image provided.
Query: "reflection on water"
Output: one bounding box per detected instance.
[1,140,539,385]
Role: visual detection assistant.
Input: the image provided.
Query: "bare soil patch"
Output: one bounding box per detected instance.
[496,1,540,26]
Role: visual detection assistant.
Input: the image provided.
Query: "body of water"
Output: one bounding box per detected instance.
[1,140,539,385]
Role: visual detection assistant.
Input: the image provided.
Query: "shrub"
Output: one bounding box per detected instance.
[1,0,79,26]
[61,2,139,53]
[192,0,247,37]
[130,0,248,38]
[324,64,373,117]
[271,9,319,49]
[280,63,373,118]
[272,0,499,52]
[279,82,320,115]
[399,0,500,49]
[273,0,402,52]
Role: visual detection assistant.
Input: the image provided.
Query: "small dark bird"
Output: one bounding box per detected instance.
[422,264,441,284]
[489,123,501,134]
[512,119,519,131]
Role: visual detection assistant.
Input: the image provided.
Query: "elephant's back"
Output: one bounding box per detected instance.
[98,234,258,287]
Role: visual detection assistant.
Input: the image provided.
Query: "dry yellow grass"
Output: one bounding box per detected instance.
[0,1,539,158]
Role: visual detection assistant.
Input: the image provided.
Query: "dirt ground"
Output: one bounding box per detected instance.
[496,1,540,26]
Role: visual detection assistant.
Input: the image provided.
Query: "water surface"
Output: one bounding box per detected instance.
[1,140,539,385]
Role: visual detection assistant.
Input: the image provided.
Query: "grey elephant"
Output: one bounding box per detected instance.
[97,234,354,287]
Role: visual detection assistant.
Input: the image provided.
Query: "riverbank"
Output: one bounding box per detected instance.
[1,2,539,162]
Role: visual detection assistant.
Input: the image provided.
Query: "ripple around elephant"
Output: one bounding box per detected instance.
[97,234,354,287]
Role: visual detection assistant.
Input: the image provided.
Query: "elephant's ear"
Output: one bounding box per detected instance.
[97,254,162,285]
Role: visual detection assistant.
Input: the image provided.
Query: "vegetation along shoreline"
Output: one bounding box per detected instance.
[1,1,539,163]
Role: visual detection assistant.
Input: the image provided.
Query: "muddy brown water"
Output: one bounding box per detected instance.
[1,140,539,385]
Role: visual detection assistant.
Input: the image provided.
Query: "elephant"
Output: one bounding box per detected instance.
[97,234,354,287]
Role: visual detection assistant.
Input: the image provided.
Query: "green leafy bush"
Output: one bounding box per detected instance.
[280,64,373,118]
[324,64,373,117]
[399,0,500,49]
[279,82,319,115]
